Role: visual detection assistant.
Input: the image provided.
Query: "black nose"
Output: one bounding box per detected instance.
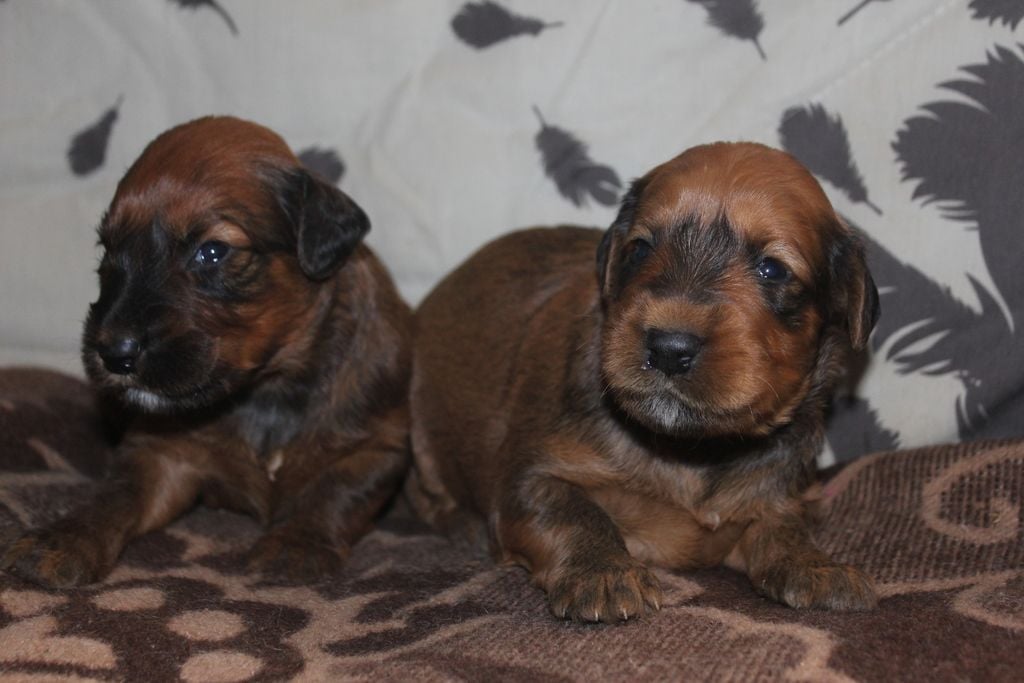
[644,329,703,376]
[99,336,142,375]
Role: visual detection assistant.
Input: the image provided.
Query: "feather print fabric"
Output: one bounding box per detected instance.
[532,107,622,208]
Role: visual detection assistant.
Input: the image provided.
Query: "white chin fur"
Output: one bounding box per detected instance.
[632,394,690,433]
[123,388,175,412]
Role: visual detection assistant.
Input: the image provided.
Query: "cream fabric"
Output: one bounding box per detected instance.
[1,1,1021,463]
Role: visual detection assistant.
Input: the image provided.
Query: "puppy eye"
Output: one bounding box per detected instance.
[618,238,654,284]
[194,241,230,266]
[624,238,653,265]
[756,257,788,281]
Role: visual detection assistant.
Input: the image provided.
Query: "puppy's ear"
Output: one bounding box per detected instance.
[598,178,646,295]
[281,169,370,280]
[828,227,880,350]
[596,226,614,294]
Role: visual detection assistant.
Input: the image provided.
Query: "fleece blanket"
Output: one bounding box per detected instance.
[0,368,1021,681]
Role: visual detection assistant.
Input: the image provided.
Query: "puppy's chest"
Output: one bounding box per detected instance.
[232,398,313,493]
[588,467,752,569]
[236,395,307,460]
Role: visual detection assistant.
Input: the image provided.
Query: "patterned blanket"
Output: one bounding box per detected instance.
[1,368,1021,682]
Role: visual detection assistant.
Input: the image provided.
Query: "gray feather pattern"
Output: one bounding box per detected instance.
[890,45,1024,439]
[969,0,1024,31]
[687,0,766,60]
[451,1,561,49]
[170,0,238,35]
[779,103,881,214]
[837,0,892,27]
[826,395,900,462]
[532,107,621,208]
[298,147,346,186]
[67,96,123,176]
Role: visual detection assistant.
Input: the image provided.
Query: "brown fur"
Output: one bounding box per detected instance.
[2,116,412,587]
[407,142,879,622]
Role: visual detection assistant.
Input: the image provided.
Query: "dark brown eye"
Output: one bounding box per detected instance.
[756,256,788,282]
[194,241,230,266]
[624,238,653,266]
[618,238,653,284]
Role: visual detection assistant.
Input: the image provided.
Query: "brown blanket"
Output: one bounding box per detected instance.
[1,368,1021,681]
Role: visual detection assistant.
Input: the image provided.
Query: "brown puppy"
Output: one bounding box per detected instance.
[2,116,412,587]
[407,142,879,622]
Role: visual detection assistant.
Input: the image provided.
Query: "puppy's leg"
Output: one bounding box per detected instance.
[1,437,206,587]
[249,432,408,582]
[498,473,662,623]
[734,511,876,610]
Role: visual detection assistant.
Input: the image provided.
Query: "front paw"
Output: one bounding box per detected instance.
[547,558,662,623]
[247,529,349,583]
[2,527,114,588]
[757,562,877,611]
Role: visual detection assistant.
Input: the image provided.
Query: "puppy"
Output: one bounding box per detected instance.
[2,116,412,586]
[406,142,879,622]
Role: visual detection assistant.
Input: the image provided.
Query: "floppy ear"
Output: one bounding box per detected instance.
[283,169,370,280]
[848,253,880,350]
[828,229,880,350]
[597,178,646,296]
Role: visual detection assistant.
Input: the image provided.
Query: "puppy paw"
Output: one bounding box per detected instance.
[758,562,877,611]
[248,529,349,584]
[1,528,112,588]
[547,560,662,623]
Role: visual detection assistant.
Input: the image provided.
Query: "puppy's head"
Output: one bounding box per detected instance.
[82,116,370,412]
[597,142,878,438]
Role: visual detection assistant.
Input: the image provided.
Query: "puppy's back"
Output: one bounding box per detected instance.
[410,226,601,518]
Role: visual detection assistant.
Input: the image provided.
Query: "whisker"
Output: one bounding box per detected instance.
[755,375,781,403]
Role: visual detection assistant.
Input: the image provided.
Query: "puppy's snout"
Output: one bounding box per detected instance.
[99,335,143,375]
[644,329,703,376]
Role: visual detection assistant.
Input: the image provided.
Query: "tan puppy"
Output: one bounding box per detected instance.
[3,116,412,586]
[407,142,879,622]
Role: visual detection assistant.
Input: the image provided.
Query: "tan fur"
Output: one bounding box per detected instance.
[3,117,413,587]
[408,142,879,622]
